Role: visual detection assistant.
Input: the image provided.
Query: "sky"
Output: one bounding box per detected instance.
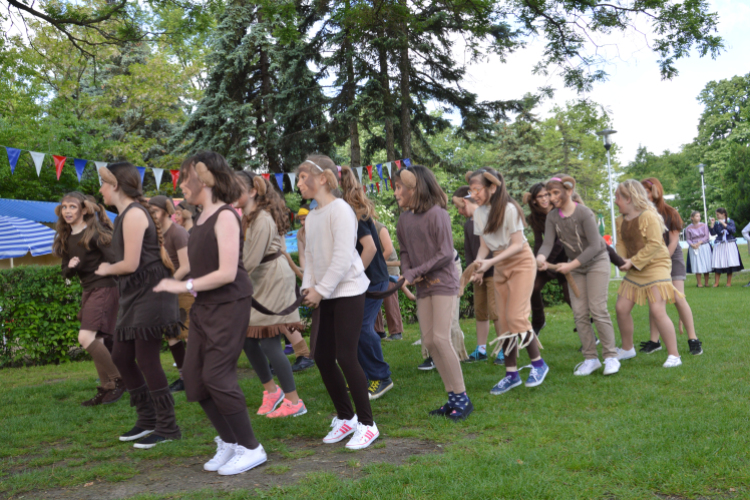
[451,0,750,166]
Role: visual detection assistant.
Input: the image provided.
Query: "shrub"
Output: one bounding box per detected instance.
[0,266,83,367]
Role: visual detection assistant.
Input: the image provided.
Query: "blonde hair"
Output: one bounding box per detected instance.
[617,179,666,233]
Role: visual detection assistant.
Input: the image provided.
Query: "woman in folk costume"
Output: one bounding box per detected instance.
[709,207,743,287]
[685,210,712,288]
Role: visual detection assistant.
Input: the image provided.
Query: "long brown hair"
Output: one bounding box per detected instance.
[107,161,174,273]
[468,168,525,234]
[523,182,548,234]
[53,192,114,257]
[394,165,447,214]
[340,165,376,221]
[641,177,682,231]
[235,171,290,237]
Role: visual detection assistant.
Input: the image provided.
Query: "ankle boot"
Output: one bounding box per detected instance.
[150,387,182,440]
[129,384,156,431]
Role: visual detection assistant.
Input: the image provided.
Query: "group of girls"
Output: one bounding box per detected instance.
[685,207,744,288]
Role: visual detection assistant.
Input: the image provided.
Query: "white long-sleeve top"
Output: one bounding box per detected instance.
[301,198,370,299]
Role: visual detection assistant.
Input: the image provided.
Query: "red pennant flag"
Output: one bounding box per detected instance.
[262,173,270,180]
[363,186,366,193]
[376,182,380,193]
[170,169,180,190]
[366,165,373,179]
[53,155,66,180]
[395,160,402,169]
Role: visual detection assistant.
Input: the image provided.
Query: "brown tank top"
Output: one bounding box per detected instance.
[112,202,163,273]
[621,215,645,259]
[188,204,253,304]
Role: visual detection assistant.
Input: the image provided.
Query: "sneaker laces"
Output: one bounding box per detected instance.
[368,380,379,392]
[225,445,245,466]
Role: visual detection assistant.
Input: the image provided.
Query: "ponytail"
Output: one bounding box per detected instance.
[136,195,175,273]
[340,165,375,220]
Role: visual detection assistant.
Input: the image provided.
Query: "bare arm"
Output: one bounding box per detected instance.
[379,226,395,260]
[97,208,147,275]
[667,229,680,255]
[359,235,377,269]
[297,236,306,271]
[173,246,190,281]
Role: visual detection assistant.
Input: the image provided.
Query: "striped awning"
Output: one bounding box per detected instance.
[0,216,56,259]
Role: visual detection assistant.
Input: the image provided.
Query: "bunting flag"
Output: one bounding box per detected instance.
[362,185,366,193]
[376,163,383,180]
[366,165,373,179]
[287,173,296,189]
[403,158,411,167]
[384,179,389,191]
[261,173,270,181]
[94,161,107,185]
[384,162,392,178]
[30,152,45,177]
[355,167,363,181]
[153,168,164,190]
[136,167,146,185]
[5,147,21,174]
[73,159,87,182]
[370,183,375,193]
[275,173,284,191]
[395,160,402,169]
[53,155,66,180]
[376,182,380,193]
[170,169,180,190]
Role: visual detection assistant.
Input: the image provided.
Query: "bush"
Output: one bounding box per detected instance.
[0,266,83,367]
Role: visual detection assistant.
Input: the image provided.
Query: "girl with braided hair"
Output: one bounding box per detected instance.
[53,192,124,406]
[234,171,308,419]
[95,162,181,449]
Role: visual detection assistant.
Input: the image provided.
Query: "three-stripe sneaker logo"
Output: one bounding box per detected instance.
[363,429,375,441]
[339,423,352,435]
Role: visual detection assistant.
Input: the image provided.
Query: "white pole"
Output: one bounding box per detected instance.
[701,172,708,224]
[606,149,619,278]
[10,258,13,269]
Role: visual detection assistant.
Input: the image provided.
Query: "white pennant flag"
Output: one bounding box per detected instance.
[29,151,45,177]
[287,173,296,189]
[355,167,363,182]
[153,168,164,190]
[94,161,108,185]
[384,162,392,178]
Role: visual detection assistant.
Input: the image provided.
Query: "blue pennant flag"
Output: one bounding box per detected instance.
[384,179,389,191]
[403,158,411,167]
[73,158,88,182]
[275,173,284,191]
[5,147,21,174]
[136,167,146,185]
[370,183,374,193]
[376,163,383,180]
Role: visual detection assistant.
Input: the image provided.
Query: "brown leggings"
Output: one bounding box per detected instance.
[417,294,466,393]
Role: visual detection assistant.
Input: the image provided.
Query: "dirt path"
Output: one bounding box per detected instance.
[33,437,442,500]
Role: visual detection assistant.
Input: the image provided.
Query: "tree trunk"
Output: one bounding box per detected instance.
[399,13,411,161]
[344,0,361,168]
[379,34,395,161]
[259,12,280,174]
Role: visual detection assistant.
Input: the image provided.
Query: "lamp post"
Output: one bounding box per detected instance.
[698,163,708,225]
[597,129,618,277]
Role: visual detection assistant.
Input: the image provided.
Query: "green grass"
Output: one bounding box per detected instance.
[3,280,750,499]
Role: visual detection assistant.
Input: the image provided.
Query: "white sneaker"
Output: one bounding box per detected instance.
[217,444,267,476]
[204,437,235,472]
[573,358,602,376]
[603,357,621,375]
[663,355,682,368]
[322,416,358,444]
[616,347,636,360]
[345,422,379,450]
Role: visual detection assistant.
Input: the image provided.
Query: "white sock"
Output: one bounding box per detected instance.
[478,345,486,355]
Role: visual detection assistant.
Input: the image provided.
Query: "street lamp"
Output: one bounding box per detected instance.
[698,163,708,225]
[597,129,618,277]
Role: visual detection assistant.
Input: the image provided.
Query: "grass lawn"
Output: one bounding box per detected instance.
[2,279,749,499]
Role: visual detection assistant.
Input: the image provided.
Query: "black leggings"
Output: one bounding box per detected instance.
[530,271,571,332]
[314,293,372,426]
[243,337,296,394]
[112,335,169,392]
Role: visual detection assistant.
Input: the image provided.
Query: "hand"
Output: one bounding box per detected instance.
[474,258,493,274]
[536,256,548,271]
[710,217,715,225]
[619,259,633,272]
[302,288,322,309]
[95,262,111,276]
[469,272,484,286]
[68,257,80,269]
[555,262,575,275]
[721,219,727,227]
[153,278,185,294]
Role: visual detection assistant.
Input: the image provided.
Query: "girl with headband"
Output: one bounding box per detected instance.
[53,191,124,406]
[297,154,379,450]
[95,162,181,449]
[154,152,266,474]
[467,168,549,395]
[640,178,702,356]
[234,171,308,419]
[613,179,682,368]
[537,176,619,377]
[395,165,471,421]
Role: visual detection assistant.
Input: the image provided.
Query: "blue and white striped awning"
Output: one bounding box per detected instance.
[0,216,56,259]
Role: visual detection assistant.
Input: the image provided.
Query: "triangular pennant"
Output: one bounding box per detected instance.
[366,165,373,179]
[403,158,411,167]
[153,168,164,190]
[94,161,107,185]
[376,182,380,193]
[136,167,146,185]
[53,155,66,180]
[74,158,87,182]
[262,173,270,181]
[362,185,366,193]
[5,147,21,174]
[30,152,45,177]
[395,160,402,169]
[376,163,383,180]
[275,173,284,191]
[384,179,389,191]
[384,162,392,178]
[355,167,363,181]
[370,183,375,193]
[170,169,180,190]
[287,173,296,189]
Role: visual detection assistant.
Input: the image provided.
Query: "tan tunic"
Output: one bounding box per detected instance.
[243,210,303,338]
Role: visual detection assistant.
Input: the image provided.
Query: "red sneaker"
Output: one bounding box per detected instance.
[266,399,307,418]
[256,387,284,415]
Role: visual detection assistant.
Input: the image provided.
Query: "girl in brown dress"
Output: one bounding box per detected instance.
[96,163,182,449]
[154,152,266,475]
[53,191,124,406]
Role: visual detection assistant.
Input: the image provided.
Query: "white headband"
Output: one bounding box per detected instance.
[304,160,324,172]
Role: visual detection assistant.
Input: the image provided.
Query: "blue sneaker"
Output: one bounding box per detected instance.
[463,347,487,363]
[494,351,505,366]
[489,375,522,395]
[525,362,549,387]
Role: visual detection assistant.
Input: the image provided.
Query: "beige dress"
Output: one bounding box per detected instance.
[244,210,304,338]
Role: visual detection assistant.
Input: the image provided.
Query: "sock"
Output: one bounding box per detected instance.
[506,370,519,380]
[169,341,186,371]
[85,341,121,390]
[292,339,310,358]
[478,345,486,355]
[531,358,546,368]
[448,391,470,411]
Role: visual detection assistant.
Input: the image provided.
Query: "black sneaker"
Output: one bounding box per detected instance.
[133,434,172,449]
[639,340,662,354]
[429,402,452,417]
[743,281,750,288]
[368,378,394,400]
[119,426,154,442]
[446,401,474,422]
[291,356,315,372]
[417,358,435,370]
[376,331,387,339]
[688,339,703,355]
[168,378,185,393]
[385,333,402,341]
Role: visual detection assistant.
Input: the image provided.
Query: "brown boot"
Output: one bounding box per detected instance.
[103,378,126,404]
[81,387,108,407]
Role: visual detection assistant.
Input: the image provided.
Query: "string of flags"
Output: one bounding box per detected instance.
[2,145,412,195]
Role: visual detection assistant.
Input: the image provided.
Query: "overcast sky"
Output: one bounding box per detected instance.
[453,0,749,166]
